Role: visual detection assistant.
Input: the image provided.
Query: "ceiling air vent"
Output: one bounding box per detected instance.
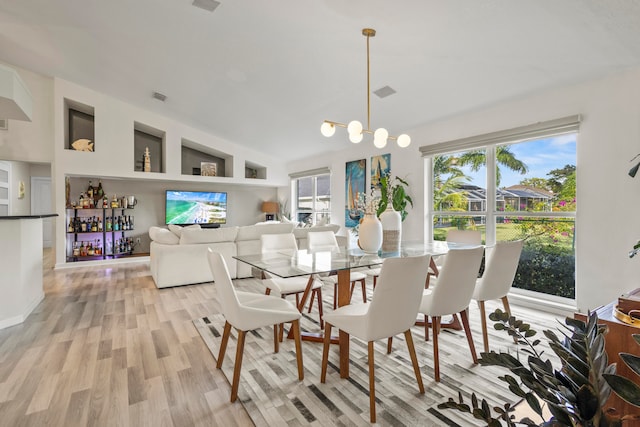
[373,85,396,99]
[192,0,221,12]
[152,92,167,102]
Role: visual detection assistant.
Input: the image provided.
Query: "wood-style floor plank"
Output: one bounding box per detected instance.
[0,249,253,426]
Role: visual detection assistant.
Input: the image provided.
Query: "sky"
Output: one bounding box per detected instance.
[460,133,577,188]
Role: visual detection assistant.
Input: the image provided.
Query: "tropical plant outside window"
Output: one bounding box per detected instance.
[431,134,577,299]
[294,174,331,226]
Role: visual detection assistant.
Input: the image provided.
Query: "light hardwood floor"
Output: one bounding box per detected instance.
[0,250,253,427]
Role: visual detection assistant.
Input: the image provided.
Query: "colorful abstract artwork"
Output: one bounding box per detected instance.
[371,153,390,190]
[345,159,366,228]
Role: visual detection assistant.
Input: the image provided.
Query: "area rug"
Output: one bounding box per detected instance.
[194,285,558,426]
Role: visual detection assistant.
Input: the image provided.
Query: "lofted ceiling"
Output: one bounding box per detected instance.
[1,0,640,162]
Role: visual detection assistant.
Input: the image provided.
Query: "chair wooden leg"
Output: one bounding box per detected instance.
[230,329,246,402]
[460,308,478,364]
[265,288,271,295]
[387,337,393,354]
[320,323,333,383]
[273,324,279,353]
[404,329,425,393]
[424,314,430,341]
[360,279,367,303]
[373,275,377,289]
[501,296,517,344]
[308,290,315,313]
[432,316,441,382]
[478,300,489,353]
[316,288,324,329]
[333,283,337,309]
[292,319,304,380]
[295,293,300,307]
[368,341,376,423]
[217,321,232,369]
[279,323,284,342]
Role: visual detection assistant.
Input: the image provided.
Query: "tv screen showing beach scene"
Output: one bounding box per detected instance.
[165,190,227,225]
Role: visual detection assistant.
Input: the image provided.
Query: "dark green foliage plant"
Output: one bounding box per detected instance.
[438,309,640,426]
[376,175,413,221]
[514,246,575,299]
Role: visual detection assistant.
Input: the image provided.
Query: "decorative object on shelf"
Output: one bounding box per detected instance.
[358,213,382,253]
[320,28,410,149]
[17,180,25,199]
[192,167,201,175]
[126,196,137,208]
[261,201,278,221]
[379,201,401,252]
[65,177,71,207]
[201,162,217,177]
[71,138,94,152]
[143,147,151,172]
[345,159,366,228]
[111,194,119,208]
[371,153,390,190]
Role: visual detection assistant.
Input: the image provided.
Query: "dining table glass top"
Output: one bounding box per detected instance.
[233,241,477,279]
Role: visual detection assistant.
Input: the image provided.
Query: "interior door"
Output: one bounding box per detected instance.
[31,177,53,248]
[0,161,9,216]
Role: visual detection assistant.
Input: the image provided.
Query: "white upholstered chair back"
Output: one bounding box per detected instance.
[426,247,484,316]
[474,240,523,301]
[261,233,299,256]
[307,230,339,252]
[207,249,244,328]
[365,255,430,341]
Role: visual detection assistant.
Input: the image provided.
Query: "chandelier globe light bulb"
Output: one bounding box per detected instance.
[320,122,335,137]
[397,134,411,148]
[349,131,364,143]
[347,120,363,135]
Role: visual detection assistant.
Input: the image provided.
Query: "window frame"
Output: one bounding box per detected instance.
[289,167,331,226]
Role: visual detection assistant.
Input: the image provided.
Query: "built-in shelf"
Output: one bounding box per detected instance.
[65,99,95,151]
[181,138,233,178]
[134,122,165,173]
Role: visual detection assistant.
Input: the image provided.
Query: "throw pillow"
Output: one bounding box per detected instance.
[149,226,179,245]
[168,223,201,238]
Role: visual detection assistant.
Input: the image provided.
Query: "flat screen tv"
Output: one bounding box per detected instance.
[165,190,227,225]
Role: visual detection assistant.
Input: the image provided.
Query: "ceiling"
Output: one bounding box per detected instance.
[1,1,640,162]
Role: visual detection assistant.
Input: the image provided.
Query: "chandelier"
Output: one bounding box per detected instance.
[320,28,410,148]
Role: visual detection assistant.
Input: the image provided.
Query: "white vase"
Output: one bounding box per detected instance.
[380,204,401,252]
[358,213,383,253]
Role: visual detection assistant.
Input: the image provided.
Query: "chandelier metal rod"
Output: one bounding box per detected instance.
[322,120,400,141]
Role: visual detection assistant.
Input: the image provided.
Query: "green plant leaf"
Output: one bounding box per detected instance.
[525,392,543,416]
[604,373,640,407]
[576,384,600,420]
[620,352,640,378]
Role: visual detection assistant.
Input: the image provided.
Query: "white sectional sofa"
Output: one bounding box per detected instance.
[149,223,343,288]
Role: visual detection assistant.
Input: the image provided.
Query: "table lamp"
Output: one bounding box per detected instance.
[261,201,278,221]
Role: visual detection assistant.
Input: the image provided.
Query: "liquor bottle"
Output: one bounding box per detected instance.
[97,180,104,199]
[80,241,86,256]
[68,218,74,233]
[129,216,134,229]
[72,242,80,257]
[87,180,93,199]
[97,217,103,232]
[106,216,112,231]
[91,216,97,232]
[96,239,102,255]
[81,218,87,232]
[114,217,120,231]
[87,242,94,256]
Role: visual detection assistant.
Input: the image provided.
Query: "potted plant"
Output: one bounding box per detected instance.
[376,175,413,220]
[438,309,640,426]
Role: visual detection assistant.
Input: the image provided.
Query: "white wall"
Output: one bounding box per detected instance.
[288,65,640,312]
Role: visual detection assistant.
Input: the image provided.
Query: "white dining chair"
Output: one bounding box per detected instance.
[261,233,324,328]
[428,229,482,286]
[307,231,368,308]
[419,246,484,382]
[207,249,304,402]
[320,255,430,423]
[472,240,524,352]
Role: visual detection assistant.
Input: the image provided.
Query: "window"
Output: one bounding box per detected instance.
[290,168,331,226]
[422,116,579,300]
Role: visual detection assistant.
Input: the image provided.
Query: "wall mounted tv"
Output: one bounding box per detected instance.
[165,190,227,225]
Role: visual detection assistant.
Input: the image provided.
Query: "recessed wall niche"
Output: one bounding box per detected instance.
[245,161,266,179]
[64,99,95,152]
[133,122,165,173]
[181,139,233,178]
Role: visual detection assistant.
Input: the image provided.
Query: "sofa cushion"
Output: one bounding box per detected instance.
[179,226,239,245]
[293,223,340,239]
[149,226,179,245]
[168,223,201,238]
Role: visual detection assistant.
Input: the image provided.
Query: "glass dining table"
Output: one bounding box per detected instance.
[233,241,470,378]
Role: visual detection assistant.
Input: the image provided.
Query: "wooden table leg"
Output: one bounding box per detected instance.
[337,268,351,379]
